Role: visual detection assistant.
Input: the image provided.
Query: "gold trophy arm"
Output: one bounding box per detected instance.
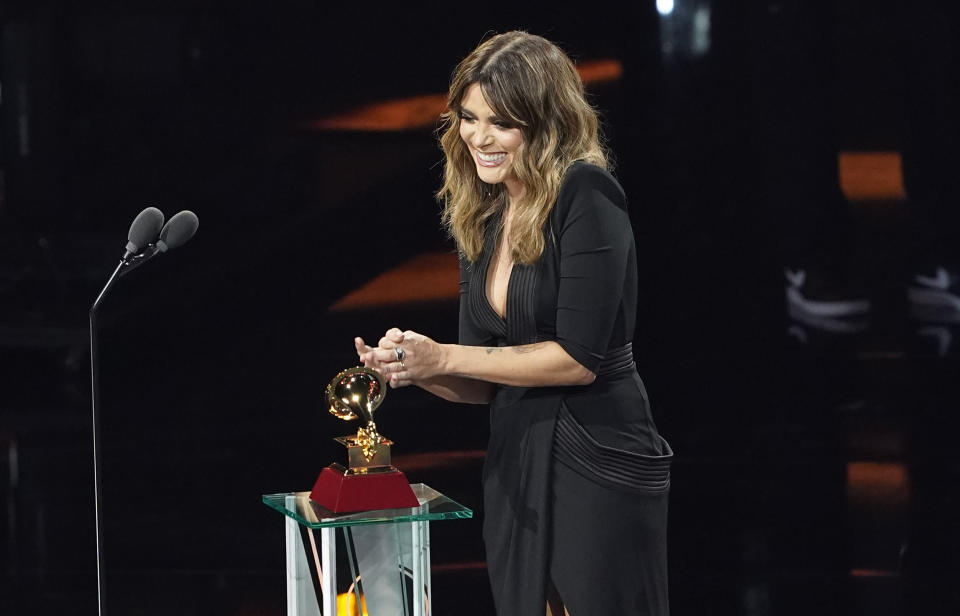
[325,365,388,462]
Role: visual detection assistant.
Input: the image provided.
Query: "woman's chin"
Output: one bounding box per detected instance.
[475,164,508,185]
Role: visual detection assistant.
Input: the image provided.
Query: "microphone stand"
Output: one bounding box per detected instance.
[88,244,161,615]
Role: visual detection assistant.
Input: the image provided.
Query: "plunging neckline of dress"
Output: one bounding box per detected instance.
[484,225,514,322]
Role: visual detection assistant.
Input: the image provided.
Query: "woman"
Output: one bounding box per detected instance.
[355,31,671,616]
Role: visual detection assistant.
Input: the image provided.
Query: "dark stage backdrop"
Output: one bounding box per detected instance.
[3,1,957,615]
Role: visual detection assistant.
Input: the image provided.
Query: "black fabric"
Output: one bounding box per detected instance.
[551,447,670,616]
[596,341,637,377]
[554,402,672,495]
[458,162,670,616]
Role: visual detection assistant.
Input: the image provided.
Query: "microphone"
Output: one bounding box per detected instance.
[89,206,198,616]
[119,210,200,276]
[123,207,165,259]
[156,210,200,253]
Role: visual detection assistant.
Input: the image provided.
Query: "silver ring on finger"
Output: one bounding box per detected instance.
[394,346,405,362]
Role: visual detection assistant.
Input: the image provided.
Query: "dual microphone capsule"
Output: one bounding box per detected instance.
[122,207,199,262]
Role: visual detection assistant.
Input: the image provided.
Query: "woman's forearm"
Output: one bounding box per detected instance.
[439,340,595,388]
[415,374,497,404]
[359,330,594,393]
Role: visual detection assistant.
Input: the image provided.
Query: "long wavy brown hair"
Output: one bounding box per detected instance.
[437,31,608,264]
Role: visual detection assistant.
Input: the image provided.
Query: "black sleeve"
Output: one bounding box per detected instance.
[553,169,633,373]
[458,253,496,347]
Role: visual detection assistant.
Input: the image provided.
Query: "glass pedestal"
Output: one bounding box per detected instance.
[263,483,473,616]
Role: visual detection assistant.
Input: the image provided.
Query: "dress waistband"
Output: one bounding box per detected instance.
[597,342,636,376]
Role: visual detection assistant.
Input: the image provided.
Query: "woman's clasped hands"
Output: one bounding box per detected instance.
[354,327,445,388]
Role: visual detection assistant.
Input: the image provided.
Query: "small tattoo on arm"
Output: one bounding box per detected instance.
[485,347,502,355]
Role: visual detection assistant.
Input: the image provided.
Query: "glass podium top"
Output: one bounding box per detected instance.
[262,483,473,529]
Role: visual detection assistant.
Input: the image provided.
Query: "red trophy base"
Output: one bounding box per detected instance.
[310,465,419,513]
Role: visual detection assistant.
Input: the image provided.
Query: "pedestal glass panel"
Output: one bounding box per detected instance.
[263,484,472,616]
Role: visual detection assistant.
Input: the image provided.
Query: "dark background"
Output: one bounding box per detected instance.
[2,0,958,614]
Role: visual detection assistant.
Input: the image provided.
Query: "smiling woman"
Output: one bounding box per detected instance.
[437,32,608,266]
[354,31,671,616]
[457,84,525,195]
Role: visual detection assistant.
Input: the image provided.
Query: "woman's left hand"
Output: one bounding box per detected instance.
[361,327,445,388]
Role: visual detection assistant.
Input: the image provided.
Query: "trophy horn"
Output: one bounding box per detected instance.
[326,366,386,425]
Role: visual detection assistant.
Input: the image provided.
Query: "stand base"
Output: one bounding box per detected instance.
[310,465,419,513]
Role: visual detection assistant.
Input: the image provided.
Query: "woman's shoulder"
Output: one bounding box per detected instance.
[553,161,628,221]
[563,160,620,186]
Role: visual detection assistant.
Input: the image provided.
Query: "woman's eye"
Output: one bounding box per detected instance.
[459,113,475,122]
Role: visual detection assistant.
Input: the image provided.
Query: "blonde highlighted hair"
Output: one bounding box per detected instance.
[437,31,608,264]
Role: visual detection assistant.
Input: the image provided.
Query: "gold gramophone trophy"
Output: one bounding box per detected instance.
[310,366,419,513]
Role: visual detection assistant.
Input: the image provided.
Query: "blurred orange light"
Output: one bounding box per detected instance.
[330,252,460,311]
[307,59,623,132]
[838,151,906,201]
[576,59,623,84]
[846,461,910,507]
[392,449,486,472]
[432,560,487,572]
[850,568,898,578]
[310,93,449,132]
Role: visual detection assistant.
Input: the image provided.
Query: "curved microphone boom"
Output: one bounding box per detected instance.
[93,207,164,308]
[89,207,198,615]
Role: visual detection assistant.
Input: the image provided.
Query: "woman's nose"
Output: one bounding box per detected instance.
[471,124,492,148]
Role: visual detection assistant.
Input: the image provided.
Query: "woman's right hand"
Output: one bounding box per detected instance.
[354,330,406,385]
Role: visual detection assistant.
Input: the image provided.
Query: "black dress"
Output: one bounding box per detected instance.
[458,162,672,616]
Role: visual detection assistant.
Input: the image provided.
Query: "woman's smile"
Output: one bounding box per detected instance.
[475,150,508,167]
